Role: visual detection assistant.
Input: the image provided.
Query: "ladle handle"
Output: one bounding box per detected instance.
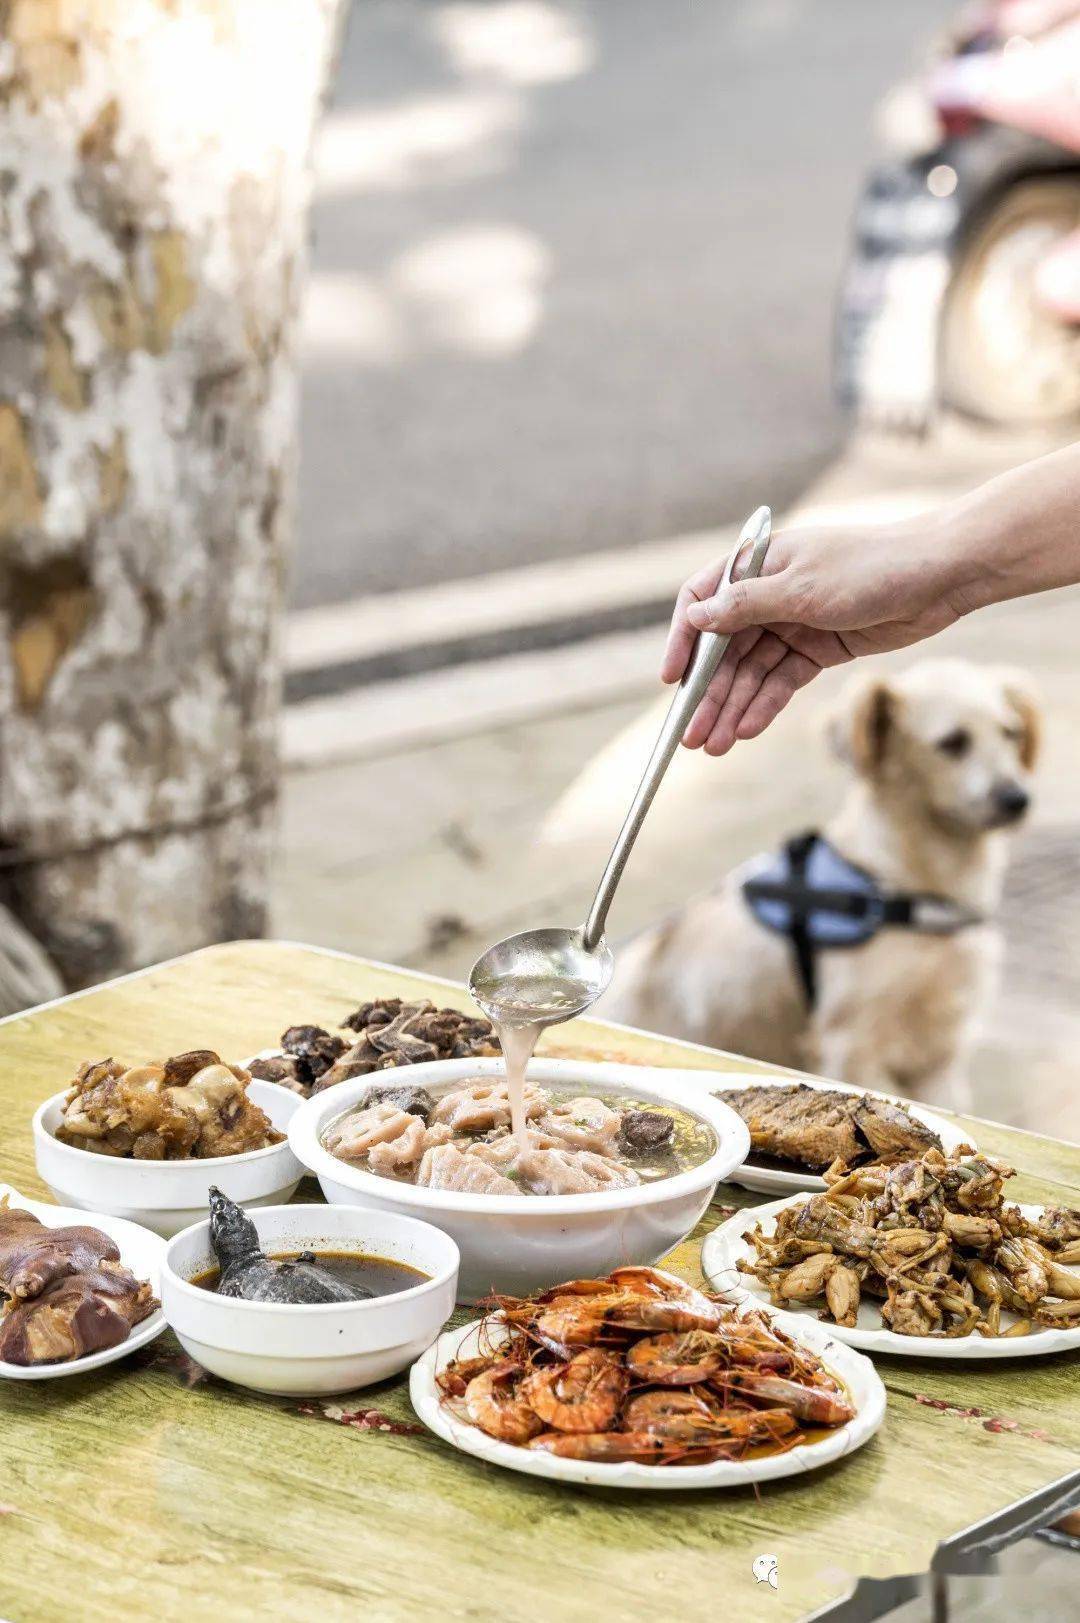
[581,505,772,952]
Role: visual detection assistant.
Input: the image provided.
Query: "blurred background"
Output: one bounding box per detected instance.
[2,0,1079,1137]
[278,0,1079,1137]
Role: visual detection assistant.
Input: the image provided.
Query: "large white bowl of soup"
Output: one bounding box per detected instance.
[287,1058,751,1301]
[162,1203,459,1394]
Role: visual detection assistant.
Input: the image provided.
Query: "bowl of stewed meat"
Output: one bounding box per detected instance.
[287,1058,751,1301]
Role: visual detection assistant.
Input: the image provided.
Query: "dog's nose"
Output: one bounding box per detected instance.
[993,782,1030,822]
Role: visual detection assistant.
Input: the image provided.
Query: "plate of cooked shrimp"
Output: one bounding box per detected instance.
[409,1265,884,1489]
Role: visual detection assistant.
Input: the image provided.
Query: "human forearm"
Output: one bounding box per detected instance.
[944,441,1080,613]
[662,442,1080,757]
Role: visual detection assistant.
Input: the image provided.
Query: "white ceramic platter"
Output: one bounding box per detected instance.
[702,1194,1080,1360]
[709,1072,974,1195]
[409,1309,885,1490]
[0,1184,166,1380]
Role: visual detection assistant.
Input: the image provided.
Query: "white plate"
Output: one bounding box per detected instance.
[409,1307,886,1490]
[709,1072,974,1195]
[702,1194,1080,1360]
[0,1184,166,1380]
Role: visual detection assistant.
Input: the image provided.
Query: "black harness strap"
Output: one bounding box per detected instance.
[741,831,984,1011]
[788,832,817,1008]
[744,833,819,1006]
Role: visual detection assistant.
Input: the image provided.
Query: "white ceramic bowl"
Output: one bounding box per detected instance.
[33,1079,305,1238]
[161,1203,459,1394]
[288,1057,751,1302]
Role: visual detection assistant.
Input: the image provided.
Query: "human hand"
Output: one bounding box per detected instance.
[660,516,965,755]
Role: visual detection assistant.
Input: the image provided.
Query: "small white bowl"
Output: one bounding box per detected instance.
[288,1057,751,1302]
[33,1080,305,1239]
[161,1203,459,1395]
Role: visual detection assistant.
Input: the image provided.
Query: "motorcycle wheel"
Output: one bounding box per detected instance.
[941,176,1080,428]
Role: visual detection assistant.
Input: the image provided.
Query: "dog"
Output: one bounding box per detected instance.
[602,659,1040,1109]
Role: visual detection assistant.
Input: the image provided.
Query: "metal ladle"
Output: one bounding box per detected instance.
[469,504,773,1034]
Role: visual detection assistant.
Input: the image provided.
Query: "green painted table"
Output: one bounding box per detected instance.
[2,942,1079,1623]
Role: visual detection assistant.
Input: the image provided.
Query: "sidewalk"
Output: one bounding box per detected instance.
[274,429,1080,1142]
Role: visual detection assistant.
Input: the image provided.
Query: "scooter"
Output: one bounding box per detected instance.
[835,2,1080,433]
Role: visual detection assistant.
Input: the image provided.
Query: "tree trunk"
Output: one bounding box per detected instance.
[0,0,346,992]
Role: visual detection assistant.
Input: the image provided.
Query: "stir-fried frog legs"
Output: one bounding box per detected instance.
[742,1146,1080,1338]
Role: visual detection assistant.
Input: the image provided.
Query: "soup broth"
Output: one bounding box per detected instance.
[192,1250,428,1296]
[322,1077,716,1198]
[595,1092,715,1183]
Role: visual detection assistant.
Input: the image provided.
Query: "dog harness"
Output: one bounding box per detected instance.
[740,831,984,1007]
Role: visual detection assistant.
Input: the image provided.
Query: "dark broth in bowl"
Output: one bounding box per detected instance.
[192,1251,429,1296]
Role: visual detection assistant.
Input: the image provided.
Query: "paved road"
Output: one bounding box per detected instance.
[294,0,953,608]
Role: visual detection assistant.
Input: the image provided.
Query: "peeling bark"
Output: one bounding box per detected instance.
[0,0,346,988]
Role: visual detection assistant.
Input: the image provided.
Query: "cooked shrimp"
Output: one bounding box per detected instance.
[624,1388,798,1446]
[608,1267,724,1322]
[715,1372,855,1425]
[608,1295,725,1333]
[622,1387,717,1436]
[436,1354,494,1399]
[528,1430,677,1462]
[522,1348,628,1433]
[439,1269,858,1467]
[625,1329,727,1385]
[534,1285,722,1351]
[535,1278,616,1303]
[464,1361,542,1444]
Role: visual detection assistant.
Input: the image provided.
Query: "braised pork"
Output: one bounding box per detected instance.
[0,1205,120,1301]
[0,1261,155,1365]
[57,1052,282,1160]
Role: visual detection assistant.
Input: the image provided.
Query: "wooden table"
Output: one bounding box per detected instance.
[2,941,1079,1623]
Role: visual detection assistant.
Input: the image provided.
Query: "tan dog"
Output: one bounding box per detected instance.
[603,660,1040,1109]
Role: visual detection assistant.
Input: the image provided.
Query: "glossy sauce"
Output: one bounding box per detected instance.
[191,1250,429,1296]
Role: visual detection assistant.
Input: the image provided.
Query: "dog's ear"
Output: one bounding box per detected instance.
[998,668,1042,771]
[828,676,894,775]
